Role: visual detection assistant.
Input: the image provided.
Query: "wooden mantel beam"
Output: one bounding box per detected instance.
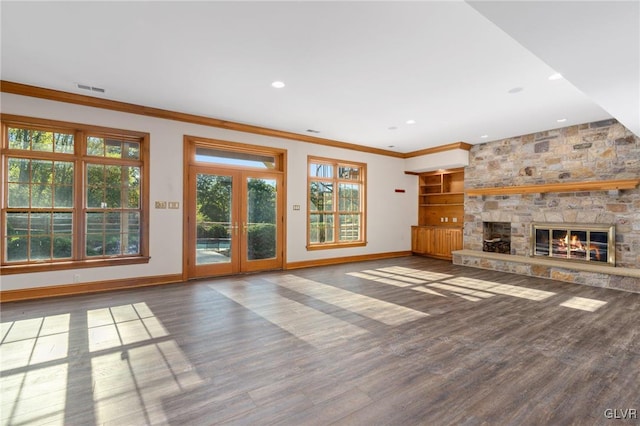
[466,179,640,196]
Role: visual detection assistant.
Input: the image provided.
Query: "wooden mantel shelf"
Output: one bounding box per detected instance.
[466,179,640,196]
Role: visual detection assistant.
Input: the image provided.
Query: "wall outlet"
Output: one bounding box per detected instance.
[445,217,449,222]
[73,274,80,283]
[452,217,458,223]
[292,204,301,211]
[168,201,180,209]
[440,217,444,222]
[155,201,167,209]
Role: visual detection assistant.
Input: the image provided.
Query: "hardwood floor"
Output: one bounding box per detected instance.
[1,256,639,425]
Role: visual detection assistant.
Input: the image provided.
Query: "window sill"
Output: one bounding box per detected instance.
[0,256,151,275]
[306,241,366,251]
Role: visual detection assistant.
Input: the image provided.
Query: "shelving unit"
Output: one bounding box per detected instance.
[418,168,464,226]
[412,167,465,260]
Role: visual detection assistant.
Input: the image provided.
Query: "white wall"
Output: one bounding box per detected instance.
[1,93,420,290]
[404,149,469,173]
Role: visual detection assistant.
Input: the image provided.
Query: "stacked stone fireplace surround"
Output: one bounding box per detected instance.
[452,119,640,293]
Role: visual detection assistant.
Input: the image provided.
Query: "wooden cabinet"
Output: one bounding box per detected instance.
[418,168,464,226]
[411,167,464,260]
[412,226,462,260]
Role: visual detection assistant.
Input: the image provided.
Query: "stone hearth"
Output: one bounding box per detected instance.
[453,119,640,293]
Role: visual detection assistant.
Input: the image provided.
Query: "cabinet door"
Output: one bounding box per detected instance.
[449,228,463,252]
[412,226,433,254]
[433,228,449,257]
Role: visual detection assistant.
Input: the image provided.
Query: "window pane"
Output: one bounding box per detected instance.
[7,158,30,182]
[86,213,105,234]
[123,142,140,160]
[31,185,53,208]
[6,213,29,236]
[195,147,275,168]
[310,163,333,178]
[6,236,28,262]
[30,213,51,234]
[106,186,122,208]
[30,236,51,260]
[53,132,74,154]
[339,183,360,211]
[338,166,360,181]
[105,139,122,158]
[309,181,333,211]
[54,185,74,208]
[7,183,30,207]
[31,131,54,152]
[53,213,73,235]
[339,214,360,241]
[309,214,334,243]
[53,236,72,258]
[8,128,30,150]
[87,137,105,156]
[54,162,74,185]
[86,234,104,257]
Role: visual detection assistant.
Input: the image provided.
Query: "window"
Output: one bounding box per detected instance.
[308,156,366,249]
[1,115,149,274]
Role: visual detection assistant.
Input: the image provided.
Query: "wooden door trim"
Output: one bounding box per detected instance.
[183,136,287,280]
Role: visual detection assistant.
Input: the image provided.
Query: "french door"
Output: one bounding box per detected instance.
[186,167,283,278]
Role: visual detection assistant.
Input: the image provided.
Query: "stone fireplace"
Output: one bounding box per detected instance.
[452,118,640,293]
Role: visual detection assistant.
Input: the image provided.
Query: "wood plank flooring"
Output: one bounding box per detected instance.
[1,256,639,425]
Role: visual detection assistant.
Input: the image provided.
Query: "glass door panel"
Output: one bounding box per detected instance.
[241,174,282,272]
[196,173,232,266]
[188,167,239,277]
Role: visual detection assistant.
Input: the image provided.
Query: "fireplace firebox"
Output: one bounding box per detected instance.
[530,222,615,265]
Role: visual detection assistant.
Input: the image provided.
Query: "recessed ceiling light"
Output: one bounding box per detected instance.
[306,129,320,133]
[406,119,416,125]
[480,134,489,139]
[548,73,563,81]
[388,126,398,130]
[508,87,524,94]
[557,118,567,123]
[271,81,285,88]
[388,145,395,148]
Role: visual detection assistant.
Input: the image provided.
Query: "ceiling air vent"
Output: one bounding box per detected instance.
[306,129,321,134]
[76,83,106,93]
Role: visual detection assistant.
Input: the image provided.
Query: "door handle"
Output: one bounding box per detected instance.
[243,222,247,235]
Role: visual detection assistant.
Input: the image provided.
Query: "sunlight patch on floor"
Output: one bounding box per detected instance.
[411,286,448,297]
[376,266,454,281]
[347,271,416,287]
[443,277,555,301]
[209,281,368,349]
[427,282,495,300]
[559,296,608,312]
[269,275,428,326]
[92,340,203,425]
[87,303,169,352]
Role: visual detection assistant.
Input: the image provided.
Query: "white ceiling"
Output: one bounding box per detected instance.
[1,1,638,154]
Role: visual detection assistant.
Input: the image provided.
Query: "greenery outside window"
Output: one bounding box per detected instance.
[308,156,366,249]
[1,115,149,274]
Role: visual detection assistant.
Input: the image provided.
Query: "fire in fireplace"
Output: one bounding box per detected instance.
[531,223,615,265]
